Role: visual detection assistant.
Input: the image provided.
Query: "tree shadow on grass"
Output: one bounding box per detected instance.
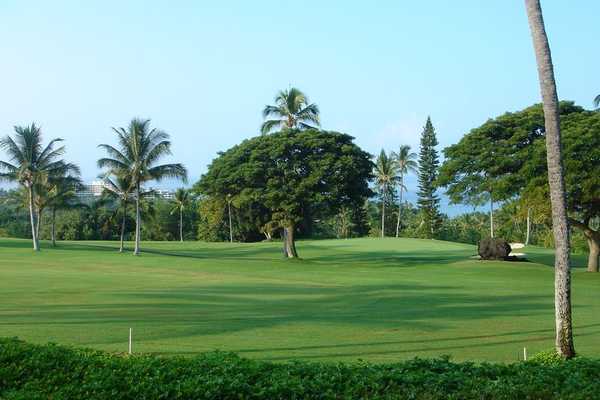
[524,247,589,269]
[257,324,600,361]
[1,282,559,343]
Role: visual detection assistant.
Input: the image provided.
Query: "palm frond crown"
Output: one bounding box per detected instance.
[97,118,188,189]
[260,88,321,135]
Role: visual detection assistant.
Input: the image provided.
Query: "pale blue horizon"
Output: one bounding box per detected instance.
[1,1,598,216]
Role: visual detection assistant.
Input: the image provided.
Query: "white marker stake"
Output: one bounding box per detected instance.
[523,347,527,361]
[129,328,132,354]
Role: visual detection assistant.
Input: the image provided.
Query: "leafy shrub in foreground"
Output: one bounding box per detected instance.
[1,338,599,399]
[529,349,565,367]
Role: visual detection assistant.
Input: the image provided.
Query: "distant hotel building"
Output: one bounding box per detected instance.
[77,181,175,201]
[77,180,107,198]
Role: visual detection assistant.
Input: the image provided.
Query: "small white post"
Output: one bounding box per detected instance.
[523,347,527,361]
[128,328,132,355]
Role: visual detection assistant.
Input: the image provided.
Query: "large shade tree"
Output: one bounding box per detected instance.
[438,104,565,238]
[525,0,574,358]
[374,149,398,238]
[0,124,76,251]
[523,109,600,272]
[197,129,373,257]
[98,119,187,255]
[392,145,417,237]
[260,88,320,135]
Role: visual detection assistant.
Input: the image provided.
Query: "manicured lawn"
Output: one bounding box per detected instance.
[0,237,598,363]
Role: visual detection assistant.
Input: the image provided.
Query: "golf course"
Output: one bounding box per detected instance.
[1,237,598,363]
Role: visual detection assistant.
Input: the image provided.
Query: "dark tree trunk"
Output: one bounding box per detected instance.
[179,207,184,242]
[489,194,494,238]
[51,208,56,247]
[27,185,39,251]
[526,0,575,358]
[133,184,141,256]
[36,207,42,240]
[381,185,385,238]
[228,200,233,243]
[396,175,404,238]
[526,207,532,246]
[282,224,298,258]
[569,218,599,273]
[119,204,126,253]
[586,237,599,273]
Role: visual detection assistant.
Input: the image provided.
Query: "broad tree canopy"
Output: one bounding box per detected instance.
[196,129,373,257]
[438,102,583,206]
[439,101,600,271]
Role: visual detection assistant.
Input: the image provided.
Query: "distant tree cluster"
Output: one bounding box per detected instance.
[1,87,598,271]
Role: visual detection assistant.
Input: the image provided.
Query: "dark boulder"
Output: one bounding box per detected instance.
[478,237,512,260]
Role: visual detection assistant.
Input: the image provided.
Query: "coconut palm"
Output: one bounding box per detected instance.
[0,124,76,251]
[32,170,80,240]
[525,0,574,358]
[374,149,398,238]
[594,94,600,110]
[102,173,134,252]
[260,87,320,135]
[97,118,187,255]
[170,188,191,242]
[392,145,418,237]
[46,175,83,246]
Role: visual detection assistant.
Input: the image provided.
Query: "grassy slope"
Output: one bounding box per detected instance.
[0,237,598,363]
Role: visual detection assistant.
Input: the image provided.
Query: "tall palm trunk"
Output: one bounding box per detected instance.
[179,207,184,242]
[133,184,141,256]
[396,174,404,238]
[51,208,56,247]
[27,185,40,251]
[525,0,575,358]
[119,202,126,253]
[381,185,385,238]
[489,193,494,238]
[35,206,43,240]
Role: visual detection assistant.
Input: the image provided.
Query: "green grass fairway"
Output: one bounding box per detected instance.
[0,237,598,363]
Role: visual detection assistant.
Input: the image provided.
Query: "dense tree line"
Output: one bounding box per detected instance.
[1,103,596,262]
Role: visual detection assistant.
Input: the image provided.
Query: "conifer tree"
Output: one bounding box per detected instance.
[416,117,441,238]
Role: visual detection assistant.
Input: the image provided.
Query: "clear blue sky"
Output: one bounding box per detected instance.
[1,1,598,211]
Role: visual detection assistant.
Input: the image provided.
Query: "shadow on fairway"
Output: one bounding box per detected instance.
[3,282,565,350]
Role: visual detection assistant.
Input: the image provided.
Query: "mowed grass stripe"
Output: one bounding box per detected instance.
[0,237,598,362]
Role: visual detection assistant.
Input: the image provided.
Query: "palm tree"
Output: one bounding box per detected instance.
[102,173,134,252]
[525,0,575,358]
[392,145,418,237]
[170,188,191,242]
[261,87,320,135]
[0,124,74,251]
[374,149,398,238]
[594,94,600,110]
[32,168,80,241]
[46,175,82,247]
[98,118,187,255]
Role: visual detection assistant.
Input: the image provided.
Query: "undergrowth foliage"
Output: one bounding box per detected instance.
[1,338,599,399]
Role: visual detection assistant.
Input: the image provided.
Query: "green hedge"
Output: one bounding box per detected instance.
[1,338,599,399]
